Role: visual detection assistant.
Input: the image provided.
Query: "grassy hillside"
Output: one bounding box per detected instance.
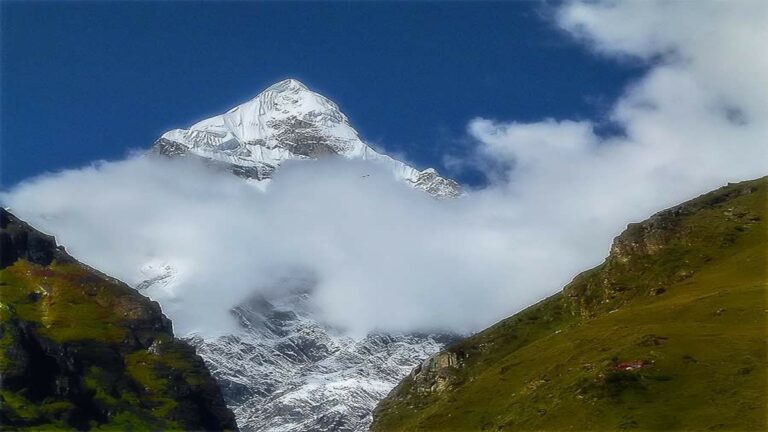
[0,209,238,431]
[372,177,767,431]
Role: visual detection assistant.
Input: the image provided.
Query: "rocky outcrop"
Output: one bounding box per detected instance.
[0,208,238,431]
[564,179,763,317]
[609,182,760,261]
[407,351,467,394]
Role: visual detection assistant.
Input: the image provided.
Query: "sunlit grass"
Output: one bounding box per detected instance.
[373,177,767,431]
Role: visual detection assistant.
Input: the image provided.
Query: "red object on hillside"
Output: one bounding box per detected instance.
[615,360,645,371]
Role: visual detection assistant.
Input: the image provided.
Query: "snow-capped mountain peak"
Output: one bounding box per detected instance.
[153,79,460,197]
[267,77,309,92]
[180,78,354,144]
[141,79,461,431]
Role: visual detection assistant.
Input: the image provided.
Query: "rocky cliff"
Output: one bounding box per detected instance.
[372,177,767,431]
[0,208,238,431]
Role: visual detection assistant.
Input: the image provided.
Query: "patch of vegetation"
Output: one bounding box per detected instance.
[0,209,237,431]
[372,177,767,431]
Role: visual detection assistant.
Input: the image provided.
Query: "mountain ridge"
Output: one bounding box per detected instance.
[372,176,767,431]
[152,79,460,198]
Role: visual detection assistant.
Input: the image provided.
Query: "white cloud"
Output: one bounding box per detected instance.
[2,0,765,338]
[469,0,767,241]
[3,157,554,336]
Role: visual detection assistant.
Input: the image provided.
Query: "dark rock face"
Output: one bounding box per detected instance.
[152,137,276,181]
[270,116,340,158]
[151,138,190,158]
[0,208,238,431]
[0,210,62,268]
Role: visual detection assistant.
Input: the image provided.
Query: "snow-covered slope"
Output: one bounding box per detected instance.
[141,79,460,431]
[152,79,460,198]
[186,292,455,432]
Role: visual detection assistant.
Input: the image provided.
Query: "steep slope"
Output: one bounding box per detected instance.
[152,79,460,198]
[0,209,238,431]
[372,177,767,431]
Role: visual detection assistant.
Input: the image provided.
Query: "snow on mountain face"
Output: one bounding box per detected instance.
[137,264,456,432]
[140,79,461,431]
[186,292,457,432]
[152,79,460,198]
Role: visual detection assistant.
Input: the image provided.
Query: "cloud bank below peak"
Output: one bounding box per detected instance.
[3,0,765,337]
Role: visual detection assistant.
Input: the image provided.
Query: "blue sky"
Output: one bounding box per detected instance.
[1,1,642,187]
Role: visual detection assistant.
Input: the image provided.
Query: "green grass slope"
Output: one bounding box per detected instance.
[0,209,238,431]
[372,177,767,431]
